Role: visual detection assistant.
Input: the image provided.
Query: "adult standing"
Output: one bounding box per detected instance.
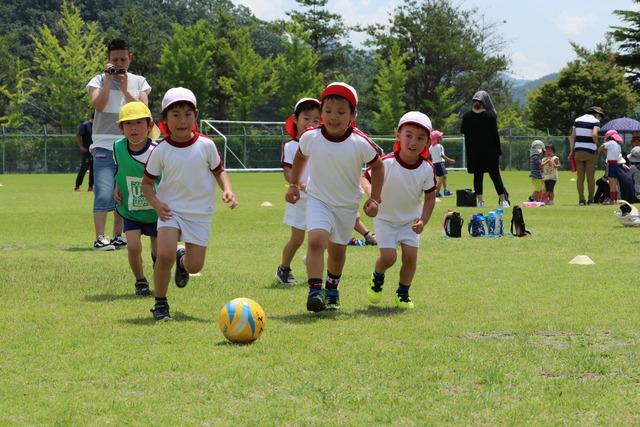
[568,106,604,205]
[460,90,509,208]
[74,113,94,192]
[87,38,151,250]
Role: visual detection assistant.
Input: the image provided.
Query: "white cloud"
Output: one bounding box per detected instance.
[509,51,555,80]
[234,0,290,22]
[553,12,598,36]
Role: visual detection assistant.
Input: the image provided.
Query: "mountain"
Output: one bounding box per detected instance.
[503,73,559,105]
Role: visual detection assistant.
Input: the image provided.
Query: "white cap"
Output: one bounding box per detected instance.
[397,111,432,132]
[161,87,197,112]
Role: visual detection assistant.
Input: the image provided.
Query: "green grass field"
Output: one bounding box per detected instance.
[1,171,639,426]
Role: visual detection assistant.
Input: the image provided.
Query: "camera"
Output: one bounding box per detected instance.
[105,67,127,75]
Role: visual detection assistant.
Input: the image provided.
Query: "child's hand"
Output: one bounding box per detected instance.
[448,158,456,164]
[363,198,379,217]
[286,187,300,204]
[154,201,172,221]
[113,187,121,204]
[222,190,238,209]
[412,218,425,234]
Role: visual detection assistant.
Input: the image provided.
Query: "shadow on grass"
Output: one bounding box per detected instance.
[84,293,145,302]
[119,311,209,325]
[271,306,404,324]
[65,247,98,252]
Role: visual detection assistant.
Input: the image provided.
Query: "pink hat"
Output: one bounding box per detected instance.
[320,82,358,107]
[605,129,623,143]
[430,130,443,146]
[397,111,433,133]
[161,87,197,112]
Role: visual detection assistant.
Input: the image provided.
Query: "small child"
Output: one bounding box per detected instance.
[142,87,238,321]
[628,146,640,198]
[429,130,455,197]
[113,102,159,296]
[364,112,436,309]
[541,143,561,205]
[598,130,623,204]
[277,97,321,285]
[285,82,384,312]
[528,140,545,202]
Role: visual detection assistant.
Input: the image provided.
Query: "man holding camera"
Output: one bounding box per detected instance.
[86,38,151,250]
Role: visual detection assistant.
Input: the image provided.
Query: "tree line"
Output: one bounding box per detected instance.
[0,0,638,135]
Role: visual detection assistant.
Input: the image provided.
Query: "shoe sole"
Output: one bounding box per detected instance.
[94,245,115,251]
[325,305,340,311]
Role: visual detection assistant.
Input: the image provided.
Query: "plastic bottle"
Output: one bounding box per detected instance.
[442,209,453,236]
[486,211,496,236]
[495,209,504,236]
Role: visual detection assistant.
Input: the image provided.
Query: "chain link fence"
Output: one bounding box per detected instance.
[0,123,608,173]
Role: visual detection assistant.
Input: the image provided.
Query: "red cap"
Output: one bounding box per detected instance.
[320,82,358,108]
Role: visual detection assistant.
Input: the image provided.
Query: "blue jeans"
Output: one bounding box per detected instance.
[92,147,116,212]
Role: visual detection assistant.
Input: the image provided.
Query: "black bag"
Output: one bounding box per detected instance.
[510,205,531,237]
[444,212,463,237]
[456,189,476,207]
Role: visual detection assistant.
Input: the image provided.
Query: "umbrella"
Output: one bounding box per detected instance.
[601,117,640,133]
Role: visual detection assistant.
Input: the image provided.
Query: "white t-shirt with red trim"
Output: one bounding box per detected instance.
[367,152,436,224]
[429,144,445,163]
[144,133,223,216]
[282,139,310,187]
[603,140,622,162]
[299,126,379,209]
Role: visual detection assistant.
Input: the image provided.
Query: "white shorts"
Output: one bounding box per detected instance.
[374,218,420,249]
[284,195,307,230]
[306,196,357,245]
[158,212,212,247]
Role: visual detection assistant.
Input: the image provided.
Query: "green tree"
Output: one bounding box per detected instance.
[273,30,324,117]
[367,0,509,119]
[0,57,36,128]
[424,85,462,133]
[371,43,407,134]
[218,27,279,120]
[286,0,348,75]
[157,20,215,114]
[31,1,103,128]
[610,1,640,90]
[527,45,638,134]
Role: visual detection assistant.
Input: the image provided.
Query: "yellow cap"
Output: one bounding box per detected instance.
[118,101,152,123]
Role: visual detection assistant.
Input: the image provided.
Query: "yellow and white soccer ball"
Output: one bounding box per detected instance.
[218,298,267,343]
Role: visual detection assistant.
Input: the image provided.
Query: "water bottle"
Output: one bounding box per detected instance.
[486,211,496,236]
[495,209,504,236]
[442,209,453,236]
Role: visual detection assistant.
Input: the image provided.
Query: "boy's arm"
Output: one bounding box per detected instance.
[412,190,436,234]
[598,144,606,153]
[141,175,171,220]
[285,149,308,204]
[363,157,384,217]
[443,154,455,163]
[214,170,238,209]
[360,174,372,197]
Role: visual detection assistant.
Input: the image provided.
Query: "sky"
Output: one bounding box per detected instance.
[233,0,637,81]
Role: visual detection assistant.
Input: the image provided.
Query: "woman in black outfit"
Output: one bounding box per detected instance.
[460,90,509,208]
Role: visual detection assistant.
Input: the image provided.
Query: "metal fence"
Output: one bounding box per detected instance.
[0,123,609,173]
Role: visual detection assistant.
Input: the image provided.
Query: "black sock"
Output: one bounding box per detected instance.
[155,297,168,306]
[308,278,322,293]
[396,283,410,296]
[326,271,341,290]
[372,271,385,289]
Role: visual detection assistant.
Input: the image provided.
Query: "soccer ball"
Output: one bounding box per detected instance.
[218,298,267,343]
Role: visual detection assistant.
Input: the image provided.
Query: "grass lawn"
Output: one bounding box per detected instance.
[1,171,639,426]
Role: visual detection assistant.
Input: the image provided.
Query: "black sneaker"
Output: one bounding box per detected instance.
[579,199,587,206]
[150,303,172,321]
[110,235,127,250]
[135,278,151,296]
[325,289,341,310]
[306,289,326,312]
[93,235,115,251]
[175,247,189,288]
[275,265,296,285]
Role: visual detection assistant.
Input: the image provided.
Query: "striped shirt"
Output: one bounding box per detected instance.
[573,113,600,154]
